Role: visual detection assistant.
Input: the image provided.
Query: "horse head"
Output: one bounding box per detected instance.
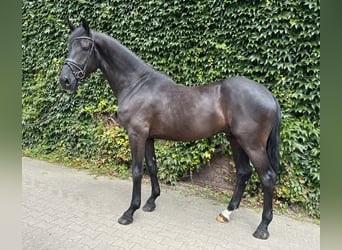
[59,18,98,92]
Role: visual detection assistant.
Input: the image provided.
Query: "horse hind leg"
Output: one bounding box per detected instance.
[142,138,160,212]
[247,148,277,240]
[216,137,252,223]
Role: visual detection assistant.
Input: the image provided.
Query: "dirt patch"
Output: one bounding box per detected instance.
[188,153,236,191]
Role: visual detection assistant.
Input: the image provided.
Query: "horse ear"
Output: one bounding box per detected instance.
[81,18,90,35]
[67,18,75,31]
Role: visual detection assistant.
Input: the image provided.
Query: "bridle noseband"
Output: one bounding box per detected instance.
[64,36,95,83]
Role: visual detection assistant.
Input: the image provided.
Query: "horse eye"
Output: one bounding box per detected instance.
[81,41,91,50]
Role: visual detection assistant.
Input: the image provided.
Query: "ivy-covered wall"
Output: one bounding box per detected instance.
[22,0,320,218]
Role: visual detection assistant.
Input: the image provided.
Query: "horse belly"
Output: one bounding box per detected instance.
[150,111,226,141]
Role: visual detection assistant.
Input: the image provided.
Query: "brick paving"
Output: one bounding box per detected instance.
[22,157,320,249]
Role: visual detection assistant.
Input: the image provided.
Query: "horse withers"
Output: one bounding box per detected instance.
[59,19,281,240]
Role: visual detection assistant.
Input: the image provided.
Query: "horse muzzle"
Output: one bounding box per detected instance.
[59,76,78,92]
[59,67,79,92]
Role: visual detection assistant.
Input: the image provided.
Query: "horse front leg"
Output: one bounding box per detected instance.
[118,134,146,225]
[143,138,160,212]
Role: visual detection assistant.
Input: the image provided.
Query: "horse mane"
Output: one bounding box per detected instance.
[107,32,176,84]
[93,30,166,76]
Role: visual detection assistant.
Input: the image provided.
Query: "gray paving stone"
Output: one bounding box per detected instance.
[22,157,320,249]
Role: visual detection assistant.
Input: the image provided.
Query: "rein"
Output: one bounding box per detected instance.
[64,36,95,85]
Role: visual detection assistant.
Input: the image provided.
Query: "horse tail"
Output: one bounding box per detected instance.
[266,96,281,176]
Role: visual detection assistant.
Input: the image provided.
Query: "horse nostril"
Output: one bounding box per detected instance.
[64,77,70,87]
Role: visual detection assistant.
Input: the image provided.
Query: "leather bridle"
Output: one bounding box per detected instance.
[64,36,95,84]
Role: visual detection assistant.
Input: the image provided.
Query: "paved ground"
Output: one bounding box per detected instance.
[22,157,320,249]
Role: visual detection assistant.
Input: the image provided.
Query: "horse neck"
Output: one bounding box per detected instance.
[94,32,151,99]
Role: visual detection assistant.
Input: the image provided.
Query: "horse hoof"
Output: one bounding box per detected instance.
[118,215,133,225]
[253,229,269,240]
[142,202,156,212]
[216,213,229,223]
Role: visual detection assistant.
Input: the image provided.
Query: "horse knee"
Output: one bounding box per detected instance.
[132,166,143,180]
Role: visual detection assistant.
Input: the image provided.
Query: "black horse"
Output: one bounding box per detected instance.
[59,19,281,240]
